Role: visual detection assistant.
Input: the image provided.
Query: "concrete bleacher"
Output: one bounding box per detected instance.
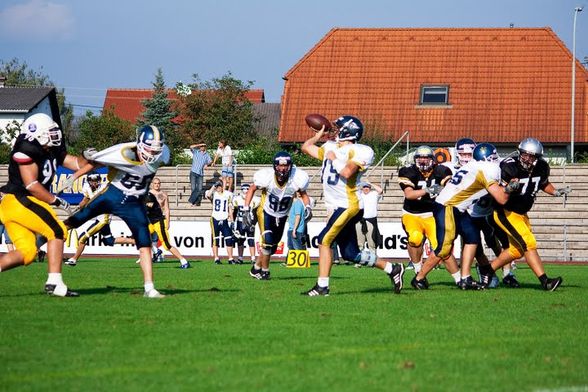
[0,163,586,261]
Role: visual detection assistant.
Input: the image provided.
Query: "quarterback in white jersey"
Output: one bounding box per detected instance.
[244,152,310,280]
[413,143,516,291]
[64,125,169,298]
[302,115,405,296]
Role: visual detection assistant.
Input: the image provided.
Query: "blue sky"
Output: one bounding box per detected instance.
[1,0,587,114]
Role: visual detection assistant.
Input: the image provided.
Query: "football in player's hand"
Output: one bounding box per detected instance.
[305,113,332,132]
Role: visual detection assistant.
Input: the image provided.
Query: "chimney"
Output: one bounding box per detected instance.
[0,75,6,88]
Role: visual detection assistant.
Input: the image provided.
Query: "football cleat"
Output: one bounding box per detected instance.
[542,277,563,292]
[260,271,271,280]
[179,262,191,269]
[459,276,482,290]
[228,259,237,265]
[214,259,222,265]
[411,276,429,290]
[502,274,521,288]
[44,284,79,297]
[64,258,77,266]
[477,264,495,289]
[302,284,330,296]
[389,263,405,294]
[406,261,415,270]
[236,258,244,265]
[249,266,262,279]
[144,289,165,298]
[152,249,163,263]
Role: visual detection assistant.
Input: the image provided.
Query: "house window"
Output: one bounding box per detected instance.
[420,85,449,105]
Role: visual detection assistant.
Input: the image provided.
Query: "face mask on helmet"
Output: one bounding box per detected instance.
[22,113,62,147]
[334,116,364,142]
[455,138,476,166]
[241,184,250,193]
[414,145,435,172]
[137,125,164,164]
[87,174,101,189]
[517,138,543,170]
[473,143,499,162]
[273,152,292,183]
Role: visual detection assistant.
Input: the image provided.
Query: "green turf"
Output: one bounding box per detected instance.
[0,259,586,392]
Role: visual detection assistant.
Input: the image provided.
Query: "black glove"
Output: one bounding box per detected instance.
[504,179,522,194]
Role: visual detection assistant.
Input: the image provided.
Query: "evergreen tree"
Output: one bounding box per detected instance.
[138,68,179,157]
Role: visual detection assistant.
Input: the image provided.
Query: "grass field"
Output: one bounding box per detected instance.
[1,258,587,392]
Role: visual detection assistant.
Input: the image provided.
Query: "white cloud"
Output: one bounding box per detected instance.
[0,0,75,42]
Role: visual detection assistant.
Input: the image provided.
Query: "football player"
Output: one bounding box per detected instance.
[478,138,569,291]
[397,145,459,281]
[412,143,517,290]
[63,125,170,298]
[243,151,310,280]
[65,173,134,266]
[145,178,190,268]
[205,181,235,264]
[232,183,260,264]
[0,113,87,297]
[301,115,405,296]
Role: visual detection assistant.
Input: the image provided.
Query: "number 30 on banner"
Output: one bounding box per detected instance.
[286,249,310,268]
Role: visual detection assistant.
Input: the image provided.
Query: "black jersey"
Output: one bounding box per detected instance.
[499,157,550,214]
[145,191,164,223]
[398,164,453,214]
[0,133,66,197]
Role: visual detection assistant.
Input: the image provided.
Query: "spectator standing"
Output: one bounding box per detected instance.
[212,140,234,191]
[356,182,383,253]
[287,191,307,251]
[188,143,212,206]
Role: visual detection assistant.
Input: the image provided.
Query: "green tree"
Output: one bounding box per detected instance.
[0,57,74,142]
[177,72,259,149]
[72,110,135,154]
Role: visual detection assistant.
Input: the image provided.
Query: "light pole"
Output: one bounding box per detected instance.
[571,6,583,163]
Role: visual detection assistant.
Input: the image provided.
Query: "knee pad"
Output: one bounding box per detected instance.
[21,244,38,265]
[354,248,377,267]
[408,231,424,248]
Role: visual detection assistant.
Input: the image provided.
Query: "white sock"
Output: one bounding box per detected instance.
[46,273,64,286]
[318,277,330,287]
[68,257,77,262]
[413,261,422,273]
[262,268,269,272]
[452,271,461,283]
[384,262,393,274]
[144,282,154,292]
[180,259,188,266]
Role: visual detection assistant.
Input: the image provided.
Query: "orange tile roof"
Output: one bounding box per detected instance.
[279,28,588,145]
[103,88,265,124]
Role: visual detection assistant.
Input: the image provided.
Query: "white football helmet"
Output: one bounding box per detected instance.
[21,113,62,147]
[136,125,164,164]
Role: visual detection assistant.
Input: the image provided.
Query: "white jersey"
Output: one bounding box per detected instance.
[253,166,309,218]
[89,142,170,197]
[233,193,261,222]
[319,141,374,209]
[435,160,501,212]
[207,189,233,221]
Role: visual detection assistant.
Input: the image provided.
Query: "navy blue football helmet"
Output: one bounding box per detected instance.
[137,125,164,164]
[334,115,364,142]
[473,143,499,162]
[273,151,292,183]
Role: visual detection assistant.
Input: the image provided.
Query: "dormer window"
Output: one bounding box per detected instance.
[420,85,449,105]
